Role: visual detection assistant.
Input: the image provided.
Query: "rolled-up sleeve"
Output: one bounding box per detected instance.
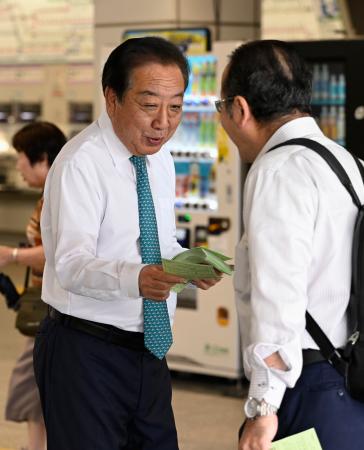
[242,158,317,408]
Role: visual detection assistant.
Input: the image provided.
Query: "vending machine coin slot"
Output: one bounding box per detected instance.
[194,225,208,247]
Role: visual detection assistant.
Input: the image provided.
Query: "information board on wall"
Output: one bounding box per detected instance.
[123,28,211,54]
[261,0,346,40]
[0,0,94,64]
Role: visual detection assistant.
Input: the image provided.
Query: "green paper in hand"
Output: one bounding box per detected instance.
[162,259,218,280]
[270,428,322,450]
[173,247,233,275]
[162,246,234,293]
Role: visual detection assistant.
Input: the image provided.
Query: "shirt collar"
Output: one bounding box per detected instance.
[97,109,133,165]
[256,116,324,162]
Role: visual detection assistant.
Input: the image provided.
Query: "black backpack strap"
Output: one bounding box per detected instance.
[268,138,362,209]
[268,137,364,375]
[306,312,347,375]
[352,153,364,185]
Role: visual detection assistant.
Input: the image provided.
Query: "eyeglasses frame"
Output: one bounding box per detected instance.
[215,96,235,113]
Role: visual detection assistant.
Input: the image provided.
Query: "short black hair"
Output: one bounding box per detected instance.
[222,40,312,122]
[102,36,190,100]
[12,121,67,167]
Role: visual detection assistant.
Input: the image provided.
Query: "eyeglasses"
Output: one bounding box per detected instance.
[215,96,235,113]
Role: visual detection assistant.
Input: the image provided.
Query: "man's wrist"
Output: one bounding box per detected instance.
[12,247,18,263]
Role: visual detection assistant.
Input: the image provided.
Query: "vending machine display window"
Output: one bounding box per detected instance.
[310,61,346,146]
[291,39,364,160]
[167,54,219,212]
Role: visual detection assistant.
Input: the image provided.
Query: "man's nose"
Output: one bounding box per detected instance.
[152,107,169,129]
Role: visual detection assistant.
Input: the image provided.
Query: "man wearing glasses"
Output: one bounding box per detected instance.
[216,40,364,450]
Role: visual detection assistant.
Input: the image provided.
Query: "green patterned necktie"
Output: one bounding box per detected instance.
[130,155,173,359]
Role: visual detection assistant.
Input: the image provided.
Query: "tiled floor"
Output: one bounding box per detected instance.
[0,262,246,450]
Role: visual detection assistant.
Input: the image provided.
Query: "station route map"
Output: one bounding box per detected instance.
[0,0,93,63]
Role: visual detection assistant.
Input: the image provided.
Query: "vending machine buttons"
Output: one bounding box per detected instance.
[208,217,231,235]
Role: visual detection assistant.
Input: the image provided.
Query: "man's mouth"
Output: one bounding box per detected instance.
[146,136,164,146]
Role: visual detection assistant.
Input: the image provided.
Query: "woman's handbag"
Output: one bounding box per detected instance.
[15,267,48,337]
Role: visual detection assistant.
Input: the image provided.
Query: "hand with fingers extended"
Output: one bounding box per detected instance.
[139,265,186,301]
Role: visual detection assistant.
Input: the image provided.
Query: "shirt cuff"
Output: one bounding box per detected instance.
[119,262,145,299]
[248,367,287,409]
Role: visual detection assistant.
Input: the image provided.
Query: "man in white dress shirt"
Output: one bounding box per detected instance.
[33,37,219,450]
[216,40,364,450]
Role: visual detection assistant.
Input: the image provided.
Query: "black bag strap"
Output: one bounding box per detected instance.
[352,153,364,185]
[18,243,32,291]
[268,137,364,300]
[269,138,362,208]
[268,137,364,374]
[24,266,31,290]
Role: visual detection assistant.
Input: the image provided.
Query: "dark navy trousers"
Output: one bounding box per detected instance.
[33,316,178,450]
[275,361,364,449]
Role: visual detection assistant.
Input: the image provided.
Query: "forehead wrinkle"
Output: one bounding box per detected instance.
[137,89,184,98]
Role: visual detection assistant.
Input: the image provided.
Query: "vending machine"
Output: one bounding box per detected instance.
[291,39,364,158]
[165,41,245,379]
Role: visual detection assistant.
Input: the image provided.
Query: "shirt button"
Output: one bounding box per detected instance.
[337,389,344,397]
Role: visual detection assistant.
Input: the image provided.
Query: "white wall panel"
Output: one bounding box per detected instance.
[220,0,257,22]
[95,0,177,25]
[179,0,215,21]
[220,25,259,40]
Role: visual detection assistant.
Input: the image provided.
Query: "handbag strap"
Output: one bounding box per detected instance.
[24,266,31,290]
[19,243,32,291]
[267,137,364,374]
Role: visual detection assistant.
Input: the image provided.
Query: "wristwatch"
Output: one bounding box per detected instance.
[244,397,278,419]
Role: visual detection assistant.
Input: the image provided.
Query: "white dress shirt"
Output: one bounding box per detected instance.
[234,117,364,408]
[41,110,183,331]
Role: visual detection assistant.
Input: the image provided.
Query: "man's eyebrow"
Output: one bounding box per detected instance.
[137,90,184,98]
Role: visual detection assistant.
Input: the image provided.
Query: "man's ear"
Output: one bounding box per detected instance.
[35,154,49,172]
[233,96,252,128]
[105,87,118,115]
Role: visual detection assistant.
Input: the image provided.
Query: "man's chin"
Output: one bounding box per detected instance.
[136,145,164,156]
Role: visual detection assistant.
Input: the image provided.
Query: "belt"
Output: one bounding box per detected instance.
[48,307,146,352]
[302,349,326,366]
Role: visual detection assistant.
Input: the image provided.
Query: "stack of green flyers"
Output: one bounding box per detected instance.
[162,247,234,293]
